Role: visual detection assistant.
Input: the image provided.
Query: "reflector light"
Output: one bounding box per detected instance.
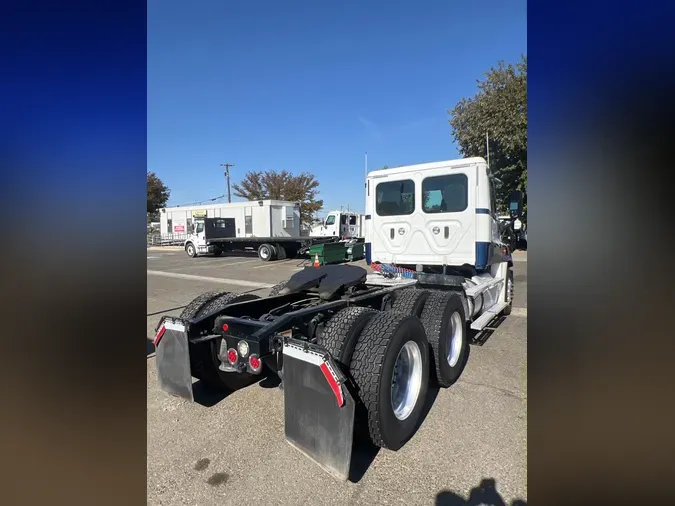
[221,323,229,332]
[237,340,249,358]
[227,348,238,365]
[153,326,166,347]
[249,354,261,371]
[320,362,345,407]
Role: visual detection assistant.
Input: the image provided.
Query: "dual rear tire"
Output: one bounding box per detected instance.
[319,288,468,450]
[389,288,468,387]
[180,291,261,391]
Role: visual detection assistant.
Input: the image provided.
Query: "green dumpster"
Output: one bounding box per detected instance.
[345,242,365,262]
[309,242,347,265]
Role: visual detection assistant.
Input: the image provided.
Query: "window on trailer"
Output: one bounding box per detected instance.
[245,215,252,234]
[285,206,294,228]
[375,179,415,216]
[422,174,468,213]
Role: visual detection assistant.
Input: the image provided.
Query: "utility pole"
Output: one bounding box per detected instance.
[220,163,234,203]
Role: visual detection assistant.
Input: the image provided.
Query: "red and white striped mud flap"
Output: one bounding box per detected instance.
[282,339,356,481]
[154,317,194,402]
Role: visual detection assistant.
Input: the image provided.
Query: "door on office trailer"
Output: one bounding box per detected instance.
[251,203,270,236]
[281,204,299,237]
[244,206,253,237]
[270,205,286,237]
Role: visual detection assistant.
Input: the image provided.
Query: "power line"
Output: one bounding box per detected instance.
[176,194,226,207]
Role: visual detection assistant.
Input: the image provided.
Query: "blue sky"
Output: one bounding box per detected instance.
[148,0,526,215]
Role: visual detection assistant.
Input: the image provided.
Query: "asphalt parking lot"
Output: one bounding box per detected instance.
[147,248,527,506]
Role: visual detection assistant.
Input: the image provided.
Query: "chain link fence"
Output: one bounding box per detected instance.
[147,232,188,247]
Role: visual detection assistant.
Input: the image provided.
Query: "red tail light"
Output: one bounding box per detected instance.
[153,326,166,347]
[249,354,262,372]
[227,348,238,365]
[221,323,229,332]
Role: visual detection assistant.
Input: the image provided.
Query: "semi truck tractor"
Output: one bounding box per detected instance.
[153,156,521,480]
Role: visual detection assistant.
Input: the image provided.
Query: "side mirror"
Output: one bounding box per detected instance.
[507,190,524,218]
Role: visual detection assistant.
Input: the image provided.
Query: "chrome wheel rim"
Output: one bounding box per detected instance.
[261,247,269,259]
[391,340,423,421]
[447,311,464,367]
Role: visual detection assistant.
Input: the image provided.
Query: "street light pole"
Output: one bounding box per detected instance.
[219,163,234,203]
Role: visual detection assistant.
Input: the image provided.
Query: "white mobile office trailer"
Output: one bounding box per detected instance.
[159,200,301,237]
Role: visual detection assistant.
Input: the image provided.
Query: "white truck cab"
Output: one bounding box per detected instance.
[365,157,502,271]
[311,211,363,239]
[364,156,523,332]
[184,219,207,257]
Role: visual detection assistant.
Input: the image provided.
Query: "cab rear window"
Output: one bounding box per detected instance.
[422,174,468,213]
[375,180,415,216]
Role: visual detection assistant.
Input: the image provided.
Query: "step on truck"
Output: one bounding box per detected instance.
[184,217,339,261]
[154,156,522,480]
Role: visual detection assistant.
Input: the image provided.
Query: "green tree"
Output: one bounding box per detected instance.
[448,55,527,212]
[232,170,323,227]
[147,171,171,216]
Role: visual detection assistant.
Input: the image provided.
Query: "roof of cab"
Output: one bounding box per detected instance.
[367,157,487,178]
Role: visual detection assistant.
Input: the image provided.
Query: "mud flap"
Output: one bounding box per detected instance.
[283,340,356,481]
[154,317,194,401]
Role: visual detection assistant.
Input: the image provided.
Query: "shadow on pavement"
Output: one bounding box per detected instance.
[469,315,507,346]
[349,440,380,482]
[436,478,526,505]
[258,374,281,389]
[349,381,439,483]
[146,339,155,357]
[192,380,232,407]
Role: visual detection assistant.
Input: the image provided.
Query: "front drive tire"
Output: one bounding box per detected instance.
[349,312,430,450]
[185,242,197,258]
[180,291,261,391]
[419,291,468,388]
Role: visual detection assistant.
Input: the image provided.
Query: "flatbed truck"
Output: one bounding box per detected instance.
[184,216,339,261]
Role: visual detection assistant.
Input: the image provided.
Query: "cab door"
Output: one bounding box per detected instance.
[324,213,338,236]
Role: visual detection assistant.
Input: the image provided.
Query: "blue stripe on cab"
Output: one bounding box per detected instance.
[476,208,490,215]
[365,242,372,265]
[476,241,489,269]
